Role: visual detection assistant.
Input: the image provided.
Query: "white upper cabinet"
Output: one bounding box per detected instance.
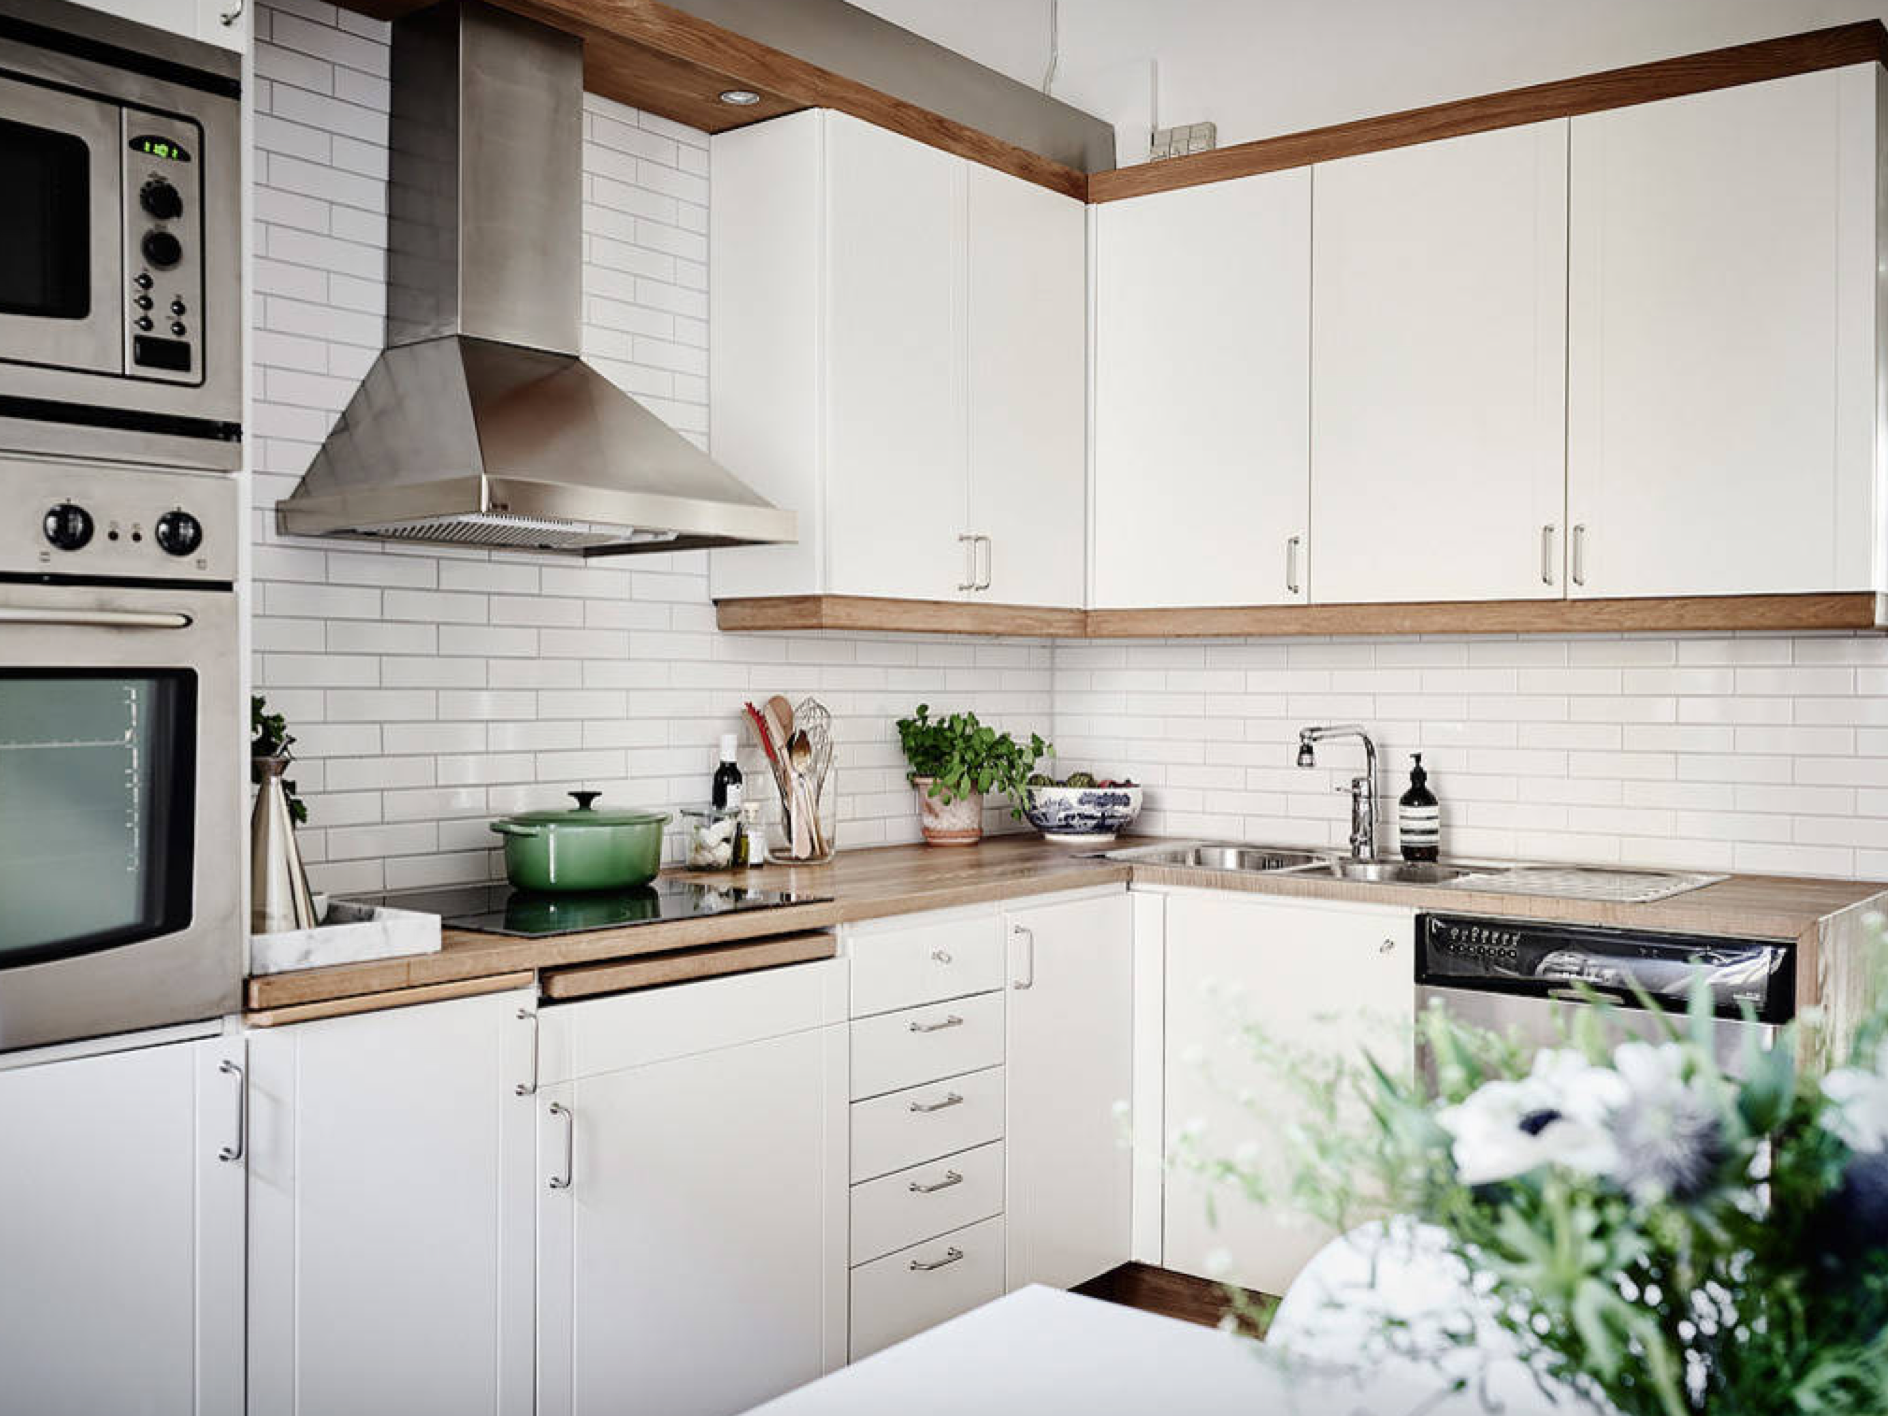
[0,1033,245,1416]
[823,116,968,602]
[710,111,1087,608]
[967,163,1088,608]
[1567,65,1881,599]
[1093,170,1311,609]
[70,0,247,50]
[1311,122,1569,604]
[247,991,538,1416]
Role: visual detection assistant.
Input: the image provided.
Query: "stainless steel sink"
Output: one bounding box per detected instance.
[1106,842,1332,872]
[1302,859,1488,885]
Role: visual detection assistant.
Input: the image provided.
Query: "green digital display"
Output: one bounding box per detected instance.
[128,135,191,162]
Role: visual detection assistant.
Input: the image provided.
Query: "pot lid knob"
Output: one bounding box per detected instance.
[569,790,601,812]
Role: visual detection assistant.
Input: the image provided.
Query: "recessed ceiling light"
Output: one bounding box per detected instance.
[718,89,762,106]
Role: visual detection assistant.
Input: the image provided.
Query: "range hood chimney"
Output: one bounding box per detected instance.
[277,0,796,556]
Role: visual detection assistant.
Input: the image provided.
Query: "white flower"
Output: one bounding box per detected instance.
[1823,1037,1888,1153]
[1438,1049,1626,1186]
[1608,1042,1725,1201]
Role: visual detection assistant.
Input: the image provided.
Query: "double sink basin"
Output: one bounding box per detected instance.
[1105,841,1499,886]
[1100,841,1723,904]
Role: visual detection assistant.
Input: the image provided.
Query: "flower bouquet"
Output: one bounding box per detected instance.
[1177,941,1888,1416]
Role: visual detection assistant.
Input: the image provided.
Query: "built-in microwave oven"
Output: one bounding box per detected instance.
[0,0,242,470]
[0,455,241,1052]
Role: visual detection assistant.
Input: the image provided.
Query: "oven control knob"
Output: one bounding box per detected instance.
[140,177,183,222]
[154,509,202,557]
[141,230,183,270]
[43,503,93,552]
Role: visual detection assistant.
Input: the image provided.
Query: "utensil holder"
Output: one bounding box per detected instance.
[749,694,835,864]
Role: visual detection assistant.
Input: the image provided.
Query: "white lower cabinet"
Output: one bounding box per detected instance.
[535,961,849,1416]
[1002,892,1133,1291]
[0,1031,245,1416]
[246,989,538,1416]
[1158,891,1414,1298]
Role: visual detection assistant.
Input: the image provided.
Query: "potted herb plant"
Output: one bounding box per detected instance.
[895,704,1049,846]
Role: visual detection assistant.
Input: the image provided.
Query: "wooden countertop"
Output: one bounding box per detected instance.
[244,835,1886,1017]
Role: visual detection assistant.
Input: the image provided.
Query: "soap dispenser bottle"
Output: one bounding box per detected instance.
[1398,754,1439,862]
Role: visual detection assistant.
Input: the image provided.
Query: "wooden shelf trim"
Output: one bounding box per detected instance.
[715,594,1090,637]
[716,592,1885,640]
[1088,21,1888,203]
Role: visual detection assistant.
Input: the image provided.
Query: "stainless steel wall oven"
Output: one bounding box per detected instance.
[0,456,239,1051]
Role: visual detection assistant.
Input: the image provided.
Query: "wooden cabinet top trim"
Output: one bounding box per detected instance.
[715,592,1885,640]
[1088,21,1888,203]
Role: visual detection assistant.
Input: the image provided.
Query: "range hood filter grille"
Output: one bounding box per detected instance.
[360,513,682,551]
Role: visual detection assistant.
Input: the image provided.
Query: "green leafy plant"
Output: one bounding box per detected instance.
[895,704,1049,817]
[251,693,308,826]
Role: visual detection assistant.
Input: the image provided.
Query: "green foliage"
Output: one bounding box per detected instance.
[251,693,308,827]
[894,704,1048,817]
[1166,938,1888,1416]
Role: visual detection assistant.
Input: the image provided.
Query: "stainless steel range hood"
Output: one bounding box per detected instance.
[277,0,795,556]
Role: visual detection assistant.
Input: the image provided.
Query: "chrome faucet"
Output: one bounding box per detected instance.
[1296,724,1379,860]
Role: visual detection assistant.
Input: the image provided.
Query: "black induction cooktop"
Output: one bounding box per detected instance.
[375,879,830,940]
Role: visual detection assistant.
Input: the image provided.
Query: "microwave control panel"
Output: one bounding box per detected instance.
[121,109,205,388]
[5,458,236,584]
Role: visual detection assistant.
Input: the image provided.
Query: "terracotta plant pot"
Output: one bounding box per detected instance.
[912,778,983,845]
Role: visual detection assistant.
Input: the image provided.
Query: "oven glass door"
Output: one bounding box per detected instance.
[0,669,197,962]
[0,73,123,375]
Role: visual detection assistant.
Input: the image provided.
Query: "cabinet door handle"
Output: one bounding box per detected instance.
[1286,535,1302,595]
[515,1007,539,1096]
[909,1168,964,1195]
[1571,524,1587,587]
[909,1246,965,1272]
[930,948,952,965]
[1540,524,1555,585]
[957,534,977,592]
[1380,938,1396,954]
[219,0,244,24]
[975,535,992,591]
[548,1101,574,1190]
[1012,923,1035,990]
[908,1091,964,1114]
[216,1058,246,1163]
[908,1014,964,1034]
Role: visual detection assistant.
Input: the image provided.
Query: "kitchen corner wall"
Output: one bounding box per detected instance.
[252,0,1888,892]
[247,0,1053,896]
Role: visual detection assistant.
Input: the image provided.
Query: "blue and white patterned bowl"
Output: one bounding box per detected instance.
[1022,784,1143,844]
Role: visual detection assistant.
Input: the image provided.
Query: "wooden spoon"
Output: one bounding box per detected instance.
[766,695,795,743]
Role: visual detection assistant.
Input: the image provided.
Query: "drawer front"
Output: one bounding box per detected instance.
[852,1066,1004,1181]
[848,912,1004,1018]
[850,1141,1004,1266]
[849,1216,1005,1361]
[850,992,1004,1101]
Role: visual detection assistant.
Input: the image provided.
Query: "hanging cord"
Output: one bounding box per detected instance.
[1041,0,1060,95]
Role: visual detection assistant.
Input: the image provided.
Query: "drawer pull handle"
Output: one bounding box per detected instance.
[909,1246,965,1272]
[909,1168,964,1195]
[931,948,952,964]
[909,1091,964,1114]
[908,1014,964,1034]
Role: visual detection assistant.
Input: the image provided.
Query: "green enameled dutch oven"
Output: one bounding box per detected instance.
[489,791,671,892]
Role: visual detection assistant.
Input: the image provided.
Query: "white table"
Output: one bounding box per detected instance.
[743,1284,1437,1415]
